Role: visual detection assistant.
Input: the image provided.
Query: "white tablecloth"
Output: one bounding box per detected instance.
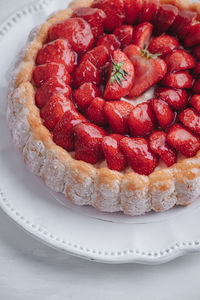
[0,1,200,299]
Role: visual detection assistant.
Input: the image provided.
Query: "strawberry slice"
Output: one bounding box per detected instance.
[138,0,160,23]
[161,71,193,89]
[48,18,94,54]
[79,45,109,68]
[128,103,156,137]
[96,34,120,55]
[40,94,75,131]
[53,110,86,151]
[148,35,179,57]
[74,123,106,164]
[179,108,200,136]
[35,77,72,108]
[120,137,158,175]
[165,49,195,73]
[36,39,77,73]
[113,25,133,48]
[193,45,200,60]
[132,22,153,49]
[73,83,100,111]
[123,0,142,24]
[73,60,102,88]
[155,87,188,110]
[92,0,125,32]
[104,50,134,100]
[193,79,200,94]
[124,45,167,98]
[149,131,177,167]
[104,101,133,134]
[191,95,200,114]
[167,124,200,158]
[72,7,106,39]
[33,63,71,88]
[85,97,107,126]
[184,23,200,48]
[102,134,127,171]
[153,4,178,35]
[150,98,174,129]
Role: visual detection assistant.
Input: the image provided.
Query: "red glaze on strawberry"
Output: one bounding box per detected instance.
[138,0,160,23]
[191,95,200,114]
[123,0,142,24]
[149,131,177,167]
[194,62,200,75]
[72,7,106,39]
[35,77,72,108]
[124,45,167,98]
[79,45,109,68]
[113,25,133,48]
[153,4,178,35]
[193,79,200,94]
[96,34,120,55]
[184,23,200,48]
[148,35,179,57]
[33,63,71,88]
[132,22,153,49]
[161,71,193,89]
[155,87,188,110]
[73,83,100,111]
[120,137,158,175]
[36,39,77,73]
[193,45,200,60]
[128,103,156,137]
[104,50,134,100]
[179,108,200,136]
[85,97,107,126]
[53,110,87,151]
[92,0,125,32]
[167,124,200,158]
[102,134,127,171]
[165,49,195,72]
[48,18,94,54]
[73,60,102,88]
[151,98,174,129]
[40,94,76,131]
[104,101,133,134]
[74,123,106,164]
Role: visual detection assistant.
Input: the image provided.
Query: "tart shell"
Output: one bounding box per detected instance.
[6,0,200,216]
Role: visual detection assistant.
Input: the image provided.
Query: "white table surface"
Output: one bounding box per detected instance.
[1,1,200,299]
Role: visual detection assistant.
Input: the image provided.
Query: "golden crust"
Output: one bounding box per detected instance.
[6,0,200,216]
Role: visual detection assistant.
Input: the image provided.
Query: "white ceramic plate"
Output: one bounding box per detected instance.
[1,0,200,264]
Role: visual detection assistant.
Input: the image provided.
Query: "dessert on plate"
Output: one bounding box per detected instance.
[6,0,200,216]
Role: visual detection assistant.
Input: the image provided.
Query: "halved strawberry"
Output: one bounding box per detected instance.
[73,60,102,88]
[148,35,179,57]
[167,124,200,157]
[124,45,167,98]
[33,63,71,88]
[138,0,160,23]
[40,94,75,131]
[150,98,174,129]
[120,137,158,175]
[104,50,134,100]
[85,97,107,126]
[72,7,106,39]
[128,103,156,137]
[79,45,109,68]
[193,79,200,94]
[73,83,100,111]
[184,23,200,48]
[149,131,177,167]
[104,101,133,134]
[48,18,94,54]
[165,49,195,73]
[193,45,200,60]
[194,62,200,75]
[153,4,178,35]
[113,25,133,48]
[96,34,120,55]
[123,0,142,24]
[35,77,72,108]
[102,134,127,171]
[191,95,200,114]
[74,123,106,164]
[155,87,188,110]
[36,39,77,73]
[161,71,193,89]
[53,110,86,151]
[92,0,125,32]
[132,22,153,49]
[179,108,200,136]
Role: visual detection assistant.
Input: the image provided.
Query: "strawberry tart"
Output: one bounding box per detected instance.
[7,0,200,216]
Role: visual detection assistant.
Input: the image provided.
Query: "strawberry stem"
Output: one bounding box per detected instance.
[141,48,162,59]
[110,56,128,86]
